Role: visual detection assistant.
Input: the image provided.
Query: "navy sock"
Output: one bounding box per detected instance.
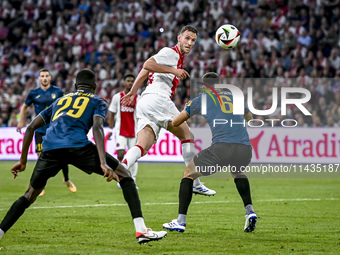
[234,175,252,207]
[0,196,30,232]
[62,165,69,182]
[120,177,143,219]
[178,178,194,215]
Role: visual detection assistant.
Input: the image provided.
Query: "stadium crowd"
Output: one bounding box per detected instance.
[0,0,339,129]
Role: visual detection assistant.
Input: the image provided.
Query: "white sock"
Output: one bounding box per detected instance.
[245,204,254,215]
[133,217,147,233]
[122,146,142,168]
[181,142,195,166]
[177,214,187,224]
[0,229,4,240]
[182,142,203,187]
[193,178,202,186]
[130,162,138,183]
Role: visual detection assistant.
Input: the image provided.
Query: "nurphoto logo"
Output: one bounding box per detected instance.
[201,84,312,128]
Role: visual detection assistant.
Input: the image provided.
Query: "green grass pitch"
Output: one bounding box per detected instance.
[0,161,339,254]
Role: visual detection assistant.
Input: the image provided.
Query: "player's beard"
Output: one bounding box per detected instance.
[41,81,50,87]
[180,44,192,55]
[126,84,133,92]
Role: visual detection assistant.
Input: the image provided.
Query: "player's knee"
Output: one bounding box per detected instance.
[179,131,194,142]
[119,176,134,186]
[231,171,247,179]
[117,150,125,162]
[183,167,191,178]
[115,163,131,179]
[183,163,201,179]
[24,186,43,204]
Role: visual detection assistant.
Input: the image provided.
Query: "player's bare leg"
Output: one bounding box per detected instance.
[167,121,216,196]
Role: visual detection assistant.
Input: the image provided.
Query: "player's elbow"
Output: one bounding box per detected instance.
[244,112,253,121]
[26,121,38,136]
[143,58,155,71]
[25,124,35,134]
[92,122,102,132]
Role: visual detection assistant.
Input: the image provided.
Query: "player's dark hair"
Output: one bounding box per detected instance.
[124,74,135,80]
[202,72,220,86]
[179,25,198,35]
[39,69,50,75]
[76,69,96,88]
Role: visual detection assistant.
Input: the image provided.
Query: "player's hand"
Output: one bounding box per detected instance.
[16,122,24,133]
[101,163,120,182]
[106,132,112,140]
[11,161,26,179]
[121,91,137,106]
[173,69,190,80]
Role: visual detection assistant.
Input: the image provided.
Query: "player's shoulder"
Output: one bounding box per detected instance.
[113,92,122,99]
[192,93,202,104]
[80,92,108,108]
[89,92,105,101]
[95,94,108,105]
[219,90,232,96]
[218,90,233,100]
[50,85,63,92]
[192,92,203,101]
[29,87,41,94]
[157,46,177,55]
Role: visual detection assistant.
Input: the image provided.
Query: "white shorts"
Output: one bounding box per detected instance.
[115,133,137,151]
[136,93,180,141]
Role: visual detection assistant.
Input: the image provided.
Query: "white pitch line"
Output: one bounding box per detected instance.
[0,198,338,211]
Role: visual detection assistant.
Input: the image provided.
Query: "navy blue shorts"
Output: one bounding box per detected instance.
[193,143,252,176]
[30,143,119,189]
[34,132,44,153]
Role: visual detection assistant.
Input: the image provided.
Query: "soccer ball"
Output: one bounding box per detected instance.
[215,24,240,49]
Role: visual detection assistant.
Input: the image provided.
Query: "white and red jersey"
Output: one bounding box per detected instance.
[109,91,138,138]
[142,45,184,98]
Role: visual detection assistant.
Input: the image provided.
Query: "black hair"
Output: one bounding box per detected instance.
[179,25,198,35]
[39,69,50,75]
[124,74,135,80]
[76,69,96,87]
[202,72,220,86]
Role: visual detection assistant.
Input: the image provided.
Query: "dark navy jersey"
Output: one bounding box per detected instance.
[39,90,108,151]
[25,85,64,134]
[186,91,251,146]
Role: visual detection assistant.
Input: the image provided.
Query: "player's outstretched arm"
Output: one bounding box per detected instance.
[121,68,148,106]
[144,57,190,80]
[92,116,119,182]
[172,110,190,127]
[12,115,45,178]
[16,104,29,133]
